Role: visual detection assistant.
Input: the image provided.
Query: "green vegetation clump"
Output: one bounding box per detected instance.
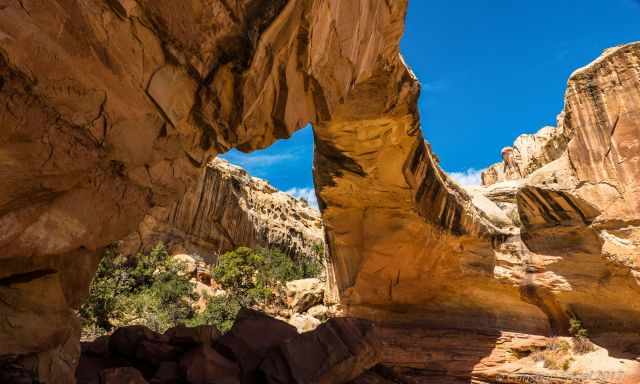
[80,244,197,335]
[188,294,242,333]
[568,318,595,354]
[80,243,324,337]
[211,246,322,307]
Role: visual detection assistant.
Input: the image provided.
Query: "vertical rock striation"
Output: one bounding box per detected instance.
[119,158,323,261]
[481,123,570,185]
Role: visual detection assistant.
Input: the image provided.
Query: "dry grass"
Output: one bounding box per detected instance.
[572,336,596,354]
[531,338,573,371]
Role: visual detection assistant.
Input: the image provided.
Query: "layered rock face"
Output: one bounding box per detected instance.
[320,42,640,381]
[0,0,417,381]
[3,0,640,382]
[481,123,570,185]
[119,158,323,262]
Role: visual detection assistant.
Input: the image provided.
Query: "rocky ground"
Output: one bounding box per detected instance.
[164,252,334,334]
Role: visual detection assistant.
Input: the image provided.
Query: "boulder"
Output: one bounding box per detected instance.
[214,309,298,381]
[110,326,165,359]
[150,361,180,384]
[285,278,324,313]
[179,345,240,384]
[259,318,381,384]
[135,340,177,367]
[307,305,329,320]
[165,325,221,347]
[100,367,148,384]
[81,336,110,358]
[288,313,321,333]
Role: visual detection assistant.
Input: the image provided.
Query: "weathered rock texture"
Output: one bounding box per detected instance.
[481,123,570,185]
[0,0,418,381]
[2,0,640,381]
[320,42,640,382]
[119,158,323,262]
[76,311,381,384]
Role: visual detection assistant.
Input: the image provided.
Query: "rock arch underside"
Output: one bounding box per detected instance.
[1,0,640,382]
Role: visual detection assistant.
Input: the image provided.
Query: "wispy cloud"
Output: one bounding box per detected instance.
[222,152,296,168]
[422,79,449,93]
[286,187,319,210]
[448,168,483,186]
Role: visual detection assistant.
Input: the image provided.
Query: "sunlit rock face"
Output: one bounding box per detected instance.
[464,43,640,340]
[481,124,571,185]
[0,0,416,381]
[2,0,640,381]
[118,158,323,261]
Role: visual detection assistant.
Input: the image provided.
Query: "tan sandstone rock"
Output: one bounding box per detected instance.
[288,313,322,333]
[286,278,325,313]
[3,0,640,382]
[120,159,324,262]
[0,2,408,378]
[482,124,570,185]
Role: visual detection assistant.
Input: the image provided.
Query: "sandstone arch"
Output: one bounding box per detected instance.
[2,0,640,381]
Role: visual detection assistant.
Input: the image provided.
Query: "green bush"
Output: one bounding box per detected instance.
[568,318,595,354]
[212,247,322,307]
[188,293,242,333]
[80,244,324,337]
[80,243,196,335]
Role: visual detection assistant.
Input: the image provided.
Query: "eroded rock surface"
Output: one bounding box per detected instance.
[119,158,323,261]
[0,1,415,380]
[76,312,380,384]
[481,123,570,185]
[3,0,640,382]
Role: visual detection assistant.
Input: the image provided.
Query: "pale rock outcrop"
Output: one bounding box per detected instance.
[482,123,570,185]
[286,277,324,313]
[259,317,381,383]
[120,159,324,262]
[307,304,330,320]
[288,313,321,333]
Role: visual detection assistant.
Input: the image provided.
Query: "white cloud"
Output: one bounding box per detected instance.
[223,152,296,168]
[448,168,483,186]
[286,187,319,210]
[422,79,449,93]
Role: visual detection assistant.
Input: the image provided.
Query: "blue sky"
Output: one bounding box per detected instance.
[223,1,639,202]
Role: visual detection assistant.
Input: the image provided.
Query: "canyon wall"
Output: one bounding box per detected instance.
[2,0,640,381]
[0,0,417,381]
[481,123,570,185]
[118,158,323,263]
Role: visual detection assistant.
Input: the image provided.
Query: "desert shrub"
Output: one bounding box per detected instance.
[302,243,325,277]
[188,293,242,333]
[81,244,322,338]
[568,318,595,354]
[212,247,322,307]
[80,243,196,335]
[572,335,595,354]
[569,318,588,338]
[531,338,573,370]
